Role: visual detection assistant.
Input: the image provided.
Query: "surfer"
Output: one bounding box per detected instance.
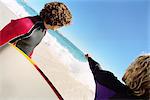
[0,2,72,57]
[85,54,150,99]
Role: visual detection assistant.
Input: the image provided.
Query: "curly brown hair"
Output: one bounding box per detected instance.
[40,2,72,26]
[123,54,150,97]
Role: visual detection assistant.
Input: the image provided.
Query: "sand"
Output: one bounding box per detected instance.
[0,1,95,100]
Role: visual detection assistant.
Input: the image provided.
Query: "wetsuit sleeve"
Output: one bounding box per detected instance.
[88,57,102,72]
[0,18,34,46]
[9,35,22,43]
[10,22,40,43]
[87,57,126,93]
[10,31,31,43]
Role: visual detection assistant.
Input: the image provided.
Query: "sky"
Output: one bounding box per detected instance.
[26,0,149,81]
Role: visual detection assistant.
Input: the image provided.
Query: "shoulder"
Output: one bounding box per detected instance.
[12,16,42,24]
[10,16,34,26]
[26,15,43,23]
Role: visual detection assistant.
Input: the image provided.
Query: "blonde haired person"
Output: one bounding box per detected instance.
[85,54,150,99]
[122,54,150,98]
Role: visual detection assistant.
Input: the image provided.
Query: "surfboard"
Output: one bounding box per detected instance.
[31,41,95,99]
[0,43,62,100]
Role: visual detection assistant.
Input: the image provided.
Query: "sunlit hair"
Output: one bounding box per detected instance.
[122,54,150,97]
[40,2,72,26]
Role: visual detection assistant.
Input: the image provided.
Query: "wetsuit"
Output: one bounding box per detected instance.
[87,57,146,100]
[10,18,46,56]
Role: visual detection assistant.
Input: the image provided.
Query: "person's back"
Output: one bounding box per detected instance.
[85,54,150,99]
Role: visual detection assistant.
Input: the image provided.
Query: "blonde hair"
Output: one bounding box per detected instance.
[40,2,72,26]
[123,54,150,97]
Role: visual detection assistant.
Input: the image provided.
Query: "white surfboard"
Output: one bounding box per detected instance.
[0,44,60,100]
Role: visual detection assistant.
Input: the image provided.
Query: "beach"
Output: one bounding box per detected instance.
[0,0,95,100]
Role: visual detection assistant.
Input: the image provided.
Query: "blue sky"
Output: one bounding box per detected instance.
[26,0,149,81]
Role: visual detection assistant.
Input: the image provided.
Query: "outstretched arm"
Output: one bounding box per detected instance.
[85,54,127,93]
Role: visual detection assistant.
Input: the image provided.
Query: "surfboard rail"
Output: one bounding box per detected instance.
[3,43,64,100]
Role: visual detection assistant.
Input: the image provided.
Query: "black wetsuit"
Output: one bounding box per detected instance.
[87,57,147,99]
